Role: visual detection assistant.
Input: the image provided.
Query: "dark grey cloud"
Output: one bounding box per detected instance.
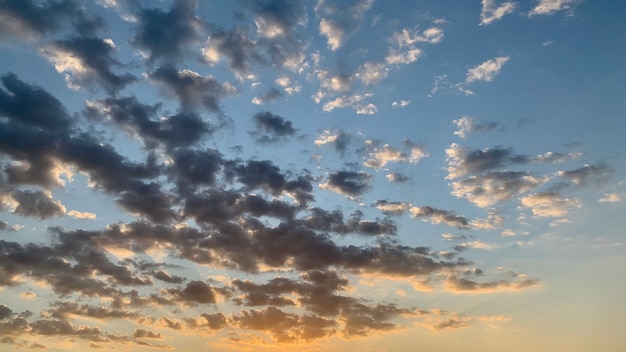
[130,0,203,64]
[0,304,12,320]
[9,189,65,219]
[133,328,162,339]
[303,208,396,236]
[167,280,218,305]
[44,302,137,320]
[153,270,185,284]
[29,319,102,339]
[41,36,136,95]
[204,27,258,75]
[386,172,410,183]
[252,88,283,105]
[320,171,371,198]
[446,276,539,293]
[557,163,613,187]
[0,73,72,133]
[116,181,177,224]
[250,111,296,144]
[0,73,160,196]
[86,96,212,149]
[0,0,102,40]
[410,206,470,229]
[447,144,530,179]
[149,65,237,112]
[202,0,307,76]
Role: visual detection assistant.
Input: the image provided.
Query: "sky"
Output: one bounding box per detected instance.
[0,0,625,351]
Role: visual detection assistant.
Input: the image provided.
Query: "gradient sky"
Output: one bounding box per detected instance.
[0,0,625,351]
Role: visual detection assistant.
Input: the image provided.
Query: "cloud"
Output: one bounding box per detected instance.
[85,96,213,150]
[392,27,445,46]
[453,116,499,138]
[391,100,411,108]
[250,111,296,144]
[7,190,66,219]
[598,192,622,203]
[0,0,102,40]
[465,56,510,83]
[386,173,410,183]
[445,276,539,293]
[529,0,579,17]
[374,201,470,229]
[410,206,470,229]
[520,192,582,217]
[167,280,219,305]
[40,36,136,94]
[314,130,353,156]
[480,0,517,25]
[149,65,237,112]
[454,241,499,251]
[363,142,428,169]
[0,73,72,134]
[315,0,374,51]
[557,163,613,187]
[322,94,376,114]
[320,171,372,198]
[130,0,204,64]
[445,143,530,179]
[202,1,308,76]
[450,171,546,207]
[66,210,96,220]
[252,88,283,105]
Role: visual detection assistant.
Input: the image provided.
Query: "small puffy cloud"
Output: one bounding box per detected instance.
[322,93,375,114]
[355,103,378,115]
[520,192,582,217]
[357,62,388,85]
[557,163,613,187]
[451,171,546,208]
[392,100,411,108]
[67,210,96,220]
[409,206,470,229]
[445,276,539,293]
[453,116,498,138]
[386,173,410,183]
[364,142,428,169]
[470,209,504,229]
[445,144,529,179]
[598,192,622,203]
[480,0,517,25]
[385,47,423,65]
[392,27,445,46]
[316,0,374,51]
[149,66,237,112]
[251,88,283,105]
[501,229,517,237]
[529,0,578,17]
[374,200,411,216]
[275,76,301,95]
[466,56,510,83]
[314,130,352,155]
[250,111,296,144]
[455,241,499,251]
[320,171,372,198]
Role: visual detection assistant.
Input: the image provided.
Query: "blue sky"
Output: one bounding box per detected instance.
[0,0,625,351]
